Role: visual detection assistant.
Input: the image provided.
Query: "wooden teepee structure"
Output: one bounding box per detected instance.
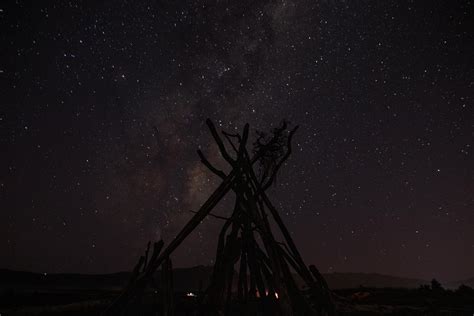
[104,119,335,316]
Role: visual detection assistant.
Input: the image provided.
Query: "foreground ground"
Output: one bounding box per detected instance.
[1,287,474,315]
[1,269,473,315]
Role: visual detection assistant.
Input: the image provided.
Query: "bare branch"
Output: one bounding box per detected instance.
[197,149,226,180]
[237,123,250,161]
[206,119,235,165]
[261,125,298,190]
[222,131,241,140]
[222,132,239,154]
[142,241,151,272]
[189,210,231,221]
[152,126,160,146]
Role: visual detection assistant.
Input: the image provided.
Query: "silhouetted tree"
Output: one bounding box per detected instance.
[456,284,474,297]
[431,278,444,297]
[431,279,442,290]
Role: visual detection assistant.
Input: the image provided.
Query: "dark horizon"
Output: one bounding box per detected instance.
[1,1,472,282]
[1,265,471,286]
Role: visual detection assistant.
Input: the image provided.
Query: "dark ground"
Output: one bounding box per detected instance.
[1,269,474,315]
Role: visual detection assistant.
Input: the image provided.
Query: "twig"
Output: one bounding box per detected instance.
[206,119,235,165]
[189,210,231,221]
[197,149,227,179]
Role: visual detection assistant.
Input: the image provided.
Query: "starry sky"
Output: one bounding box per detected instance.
[1,1,472,281]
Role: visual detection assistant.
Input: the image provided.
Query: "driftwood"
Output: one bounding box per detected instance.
[103,240,164,315]
[162,257,174,316]
[104,119,335,316]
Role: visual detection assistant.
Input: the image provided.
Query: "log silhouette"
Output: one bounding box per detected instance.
[103,119,335,316]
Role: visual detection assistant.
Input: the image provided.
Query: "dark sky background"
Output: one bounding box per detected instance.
[1,1,472,282]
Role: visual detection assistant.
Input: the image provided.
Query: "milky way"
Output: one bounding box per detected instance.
[1,1,472,281]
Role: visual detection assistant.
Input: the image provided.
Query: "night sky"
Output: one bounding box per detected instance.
[1,1,472,282]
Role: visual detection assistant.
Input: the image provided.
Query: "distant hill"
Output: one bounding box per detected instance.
[2,268,469,291]
[0,269,131,290]
[322,272,428,289]
[445,277,474,289]
[0,267,213,292]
